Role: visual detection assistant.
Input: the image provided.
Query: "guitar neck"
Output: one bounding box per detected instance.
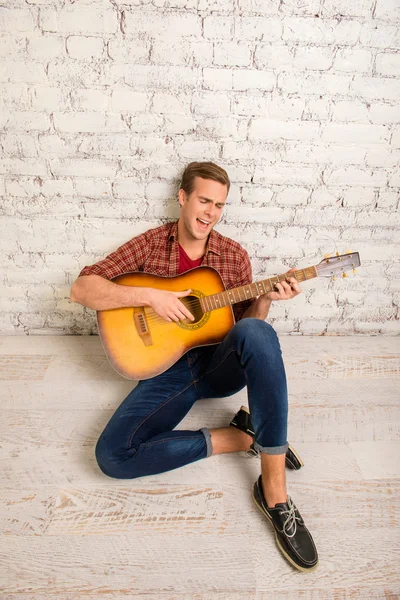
[199,265,318,313]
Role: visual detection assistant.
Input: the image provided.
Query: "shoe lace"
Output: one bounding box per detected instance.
[279,496,301,538]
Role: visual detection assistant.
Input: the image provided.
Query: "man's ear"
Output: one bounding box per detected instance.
[178,188,186,207]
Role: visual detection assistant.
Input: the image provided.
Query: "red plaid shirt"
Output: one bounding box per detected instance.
[79,220,253,321]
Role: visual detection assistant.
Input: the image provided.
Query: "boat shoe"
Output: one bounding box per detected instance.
[230,405,304,470]
[252,475,318,572]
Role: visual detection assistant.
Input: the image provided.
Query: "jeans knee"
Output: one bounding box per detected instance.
[234,318,278,344]
[95,435,125,479]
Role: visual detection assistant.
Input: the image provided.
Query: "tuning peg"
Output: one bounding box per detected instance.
[353,269,357,275]
[324,253,331,258]
[336,251,340,256]
[342,273,347,278]
[332,275,337,281]
[345,249,352,254]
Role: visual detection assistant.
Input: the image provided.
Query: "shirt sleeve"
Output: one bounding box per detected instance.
[232,247,254,322]
[78,231,149,280]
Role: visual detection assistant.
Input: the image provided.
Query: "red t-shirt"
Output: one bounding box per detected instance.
[178,244,203,274]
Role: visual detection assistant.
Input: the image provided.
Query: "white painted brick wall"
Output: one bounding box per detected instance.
[0,0,399,336]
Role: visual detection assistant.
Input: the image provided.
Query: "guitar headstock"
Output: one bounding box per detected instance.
[316,251,361,279]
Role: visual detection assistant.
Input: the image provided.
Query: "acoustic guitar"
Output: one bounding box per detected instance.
[97,251,361,380]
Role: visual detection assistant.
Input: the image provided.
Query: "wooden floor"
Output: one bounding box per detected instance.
[1,335,399,600]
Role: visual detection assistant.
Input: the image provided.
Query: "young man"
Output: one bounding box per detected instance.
[70,161,318,572]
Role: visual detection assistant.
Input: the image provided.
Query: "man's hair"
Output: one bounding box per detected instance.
[180,161,231,197]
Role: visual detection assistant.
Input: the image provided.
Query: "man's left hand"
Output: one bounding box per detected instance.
[263,268,302,302]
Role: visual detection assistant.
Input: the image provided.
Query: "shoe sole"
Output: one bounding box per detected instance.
[251,489,318,573]
[238,406,305,468]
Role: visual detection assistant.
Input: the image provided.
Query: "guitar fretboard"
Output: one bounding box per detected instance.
[199,266,318,313]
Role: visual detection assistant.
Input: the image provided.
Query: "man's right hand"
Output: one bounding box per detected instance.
[146,288,195,323]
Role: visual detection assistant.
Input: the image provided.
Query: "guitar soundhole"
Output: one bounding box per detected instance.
[180,295,204,324]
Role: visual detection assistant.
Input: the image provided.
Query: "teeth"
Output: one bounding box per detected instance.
[198,219,210,225]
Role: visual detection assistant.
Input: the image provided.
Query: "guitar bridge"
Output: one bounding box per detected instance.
[133,308,153,346]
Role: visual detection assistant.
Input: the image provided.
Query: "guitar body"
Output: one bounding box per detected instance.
[97,266,235,380]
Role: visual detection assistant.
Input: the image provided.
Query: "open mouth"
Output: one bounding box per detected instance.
[196,218,211,230]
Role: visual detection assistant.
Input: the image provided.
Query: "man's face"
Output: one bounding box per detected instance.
[178,176,227,242]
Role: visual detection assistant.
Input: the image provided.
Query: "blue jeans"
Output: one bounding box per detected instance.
[95,318,289,479]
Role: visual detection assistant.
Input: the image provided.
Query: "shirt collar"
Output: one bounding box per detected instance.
[168,220,221,256]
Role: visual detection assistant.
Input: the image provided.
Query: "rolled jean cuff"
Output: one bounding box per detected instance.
[200,427,213,458]
[253,441,289,455]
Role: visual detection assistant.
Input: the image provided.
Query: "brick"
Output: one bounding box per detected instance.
[123,65,197,90]
[241,186,274,205]
[0,84,30,110]
[275,187,309,205]
[249,119,319,141]
[50,158,117,178]
[0,7,35,31]
[222,141,279,162]
[192,92,230,116]
[331,100,370,123]
[38,134,76,157]
[325,167,387,186]
[71,89,109,112]
[376,53,400,77]
[369,102,400,124]
[235,17,282,41]
[40,6,118,34]
[107,38,149,63]
[47,60,103,87]
[0,158,48,176]
[303,97,331,121]
[1,133,39,157]
[359,22,400,49]
[278,72,351,94]
[280,0,320,15]
[233,69,275,91]
[66,36,104,60]
[342,188,375,207]
[31,86,69,111]
[350,76,400,100]
[152,40,213,67]
[53,112,106,133]
[75,178,112,199]
[175,139,220,159]
[0,34,26,58]
[5,111,50,132]
[226,205,292,223]
[286,142,366,165]
[255,44,293,70]
[78,134,132,156]
[152,92,191,115]
[294,46,334,70]
[310,188,340,207]
[198,117,240,138]
[267,95,305,120]
[214,41,251,67]
[113,179,146,199]
[283,17,361,45]
[321,123,390,144]
[231,94,269,117]
[111,89,148,112]
[124,11,201,37]
[164,115,196,134]
[365,147,399,167]
[376,191,398,208]
[0,60,46,84]
[375,0,400,21]
[27,35,64,61]
[322,0,374,17]
[203,68,233,90]
[254,163,320,185]
[334,48,373,73]
[203,16,234,38]
[237,0,279,13]
[294,207,357,227]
